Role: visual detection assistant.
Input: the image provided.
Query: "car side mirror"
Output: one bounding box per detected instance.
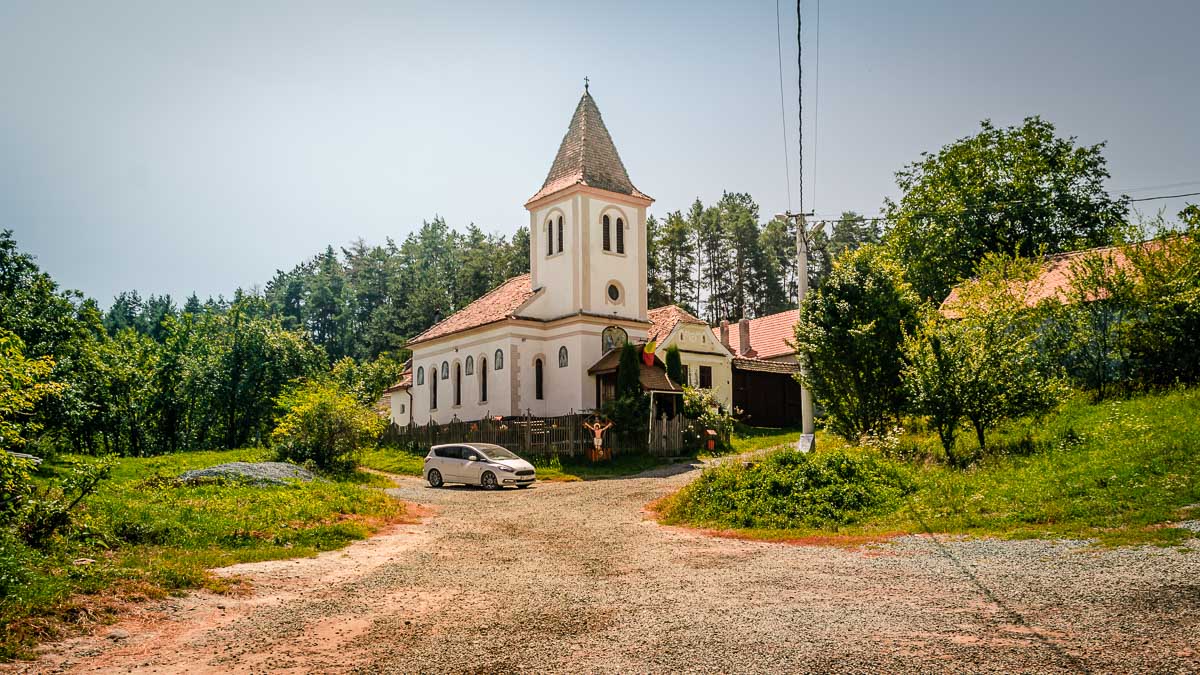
[467,455,478,462]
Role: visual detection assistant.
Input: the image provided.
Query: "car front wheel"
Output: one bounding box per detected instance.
[427,469,443,488]
[480,471,498,490]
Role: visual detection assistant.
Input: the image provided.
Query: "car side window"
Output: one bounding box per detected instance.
[435,446,460,459]
[462,446,479,461]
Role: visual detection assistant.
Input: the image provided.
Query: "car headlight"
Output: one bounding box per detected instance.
[495,464,516,473]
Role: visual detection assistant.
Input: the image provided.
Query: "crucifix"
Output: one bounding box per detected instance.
[584,76,589,93]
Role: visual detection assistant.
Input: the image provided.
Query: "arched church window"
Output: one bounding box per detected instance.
[465,356,474,375]
[454,363,462,406]
[431,368,438,410]
[416,366,424,386]
[546,218,554,256]
[494,349,504,370]
[480,357,488,402]
[602,326,628,353]
[534,358,544,400]
[441,361,449,380]
[602,215,611,251]
[558,346,568,368]
[616,217,625,254]
[557,216,564,254]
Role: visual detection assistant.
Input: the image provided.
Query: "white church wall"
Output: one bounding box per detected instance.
[586,195,645,322]
[528,199,578,319]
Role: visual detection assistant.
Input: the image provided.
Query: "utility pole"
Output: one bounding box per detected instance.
[778,210,816,452]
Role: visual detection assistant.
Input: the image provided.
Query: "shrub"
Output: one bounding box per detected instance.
[664,345,683,384]
[271,379,386,473]
[662,448,915,530]
[16,457,114,548]
[794,245,920,443]
[682,387,735,453]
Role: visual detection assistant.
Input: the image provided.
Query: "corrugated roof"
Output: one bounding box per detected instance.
[715,310,799,360]
[647,304,707,344]
[527,90,650,205]
[732,357,800,374]
[407,275,536,346]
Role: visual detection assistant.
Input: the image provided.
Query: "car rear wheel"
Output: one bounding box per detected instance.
[480,471,498,490]
[427,469,443,488]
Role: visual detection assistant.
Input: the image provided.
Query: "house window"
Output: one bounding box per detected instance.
[480,358,488,402]
[557,216,563,254]
[495,349,504,370]
[534,358,544,400]
[602,326,627,352]
[399,403,406,414]
[616,217,625,254]
[546,218,554,256]
[416,366,424,386]
[465,356,473,375]
[699,365,713,389]
[680,364,689,386]
[602,215,611,251]
[431,369,438,410]
[558,346,568,368]
[441,361,449,380]
[454,363,462,406]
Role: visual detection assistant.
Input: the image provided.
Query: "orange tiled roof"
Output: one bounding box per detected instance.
[586,347,682,393]
[714,309,800,360]
[407,275,536,346]
[383,362,413,392]
[938,242,1162,318]
[647,305,707,344]
[526,91,650,205]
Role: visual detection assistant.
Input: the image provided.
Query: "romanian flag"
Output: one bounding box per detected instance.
[642,340,657,367]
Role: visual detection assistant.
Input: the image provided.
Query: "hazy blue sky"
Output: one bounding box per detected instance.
[3,0,1198,304]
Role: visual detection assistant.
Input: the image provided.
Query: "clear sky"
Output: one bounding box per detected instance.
[3,0,1198,304]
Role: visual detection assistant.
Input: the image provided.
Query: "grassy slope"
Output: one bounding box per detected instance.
[1,448,402,660]
[360,447,674,482]
[662,389,1200,547]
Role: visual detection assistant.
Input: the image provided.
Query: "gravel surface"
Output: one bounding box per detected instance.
[177,462,314,486]
[16,461,1200,674]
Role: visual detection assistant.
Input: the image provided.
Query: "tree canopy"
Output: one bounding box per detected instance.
[884,116,1127,301]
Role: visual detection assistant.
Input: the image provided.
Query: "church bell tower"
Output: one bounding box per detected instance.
[521,86,654,323]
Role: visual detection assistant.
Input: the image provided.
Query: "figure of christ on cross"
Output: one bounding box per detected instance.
[582,415,613,461]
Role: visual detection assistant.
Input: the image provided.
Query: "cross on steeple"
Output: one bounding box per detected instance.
[584,76,589,93]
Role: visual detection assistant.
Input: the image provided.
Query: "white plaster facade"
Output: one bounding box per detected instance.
[653,320,734,411]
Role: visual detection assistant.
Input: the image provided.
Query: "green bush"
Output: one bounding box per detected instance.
[271,379,386,473]
[662,448,915,530]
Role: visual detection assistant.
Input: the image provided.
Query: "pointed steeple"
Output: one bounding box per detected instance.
[527,90,650,205]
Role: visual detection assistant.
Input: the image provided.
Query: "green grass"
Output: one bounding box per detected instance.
[1,448,402,660]
[360,446,675,482]
[660,388,1200,547]
[726,426,804,456]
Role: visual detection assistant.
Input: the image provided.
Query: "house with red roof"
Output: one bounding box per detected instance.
[645,305,735,409]
[384,88,681,426]
[712,311,804,427]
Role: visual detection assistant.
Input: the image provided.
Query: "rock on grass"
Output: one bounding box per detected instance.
[177,462,315,486]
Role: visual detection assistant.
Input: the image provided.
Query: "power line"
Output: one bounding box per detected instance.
[774,0,792,212]
[796,0,803,214]
[812,0,820,213]
[809,190,1200,225]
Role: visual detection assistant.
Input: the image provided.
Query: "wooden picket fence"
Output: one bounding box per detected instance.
[383,412,716,459]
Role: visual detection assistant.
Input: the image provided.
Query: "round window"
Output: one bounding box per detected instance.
[607,284,620,301]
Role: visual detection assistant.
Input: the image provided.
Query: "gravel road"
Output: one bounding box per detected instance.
[17,461,1200,674]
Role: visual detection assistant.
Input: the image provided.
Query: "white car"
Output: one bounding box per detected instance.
[423,443,536,489]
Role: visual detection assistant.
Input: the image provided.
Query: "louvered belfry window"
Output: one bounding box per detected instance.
[616,217,625,254]
[547,219,554,256]
[602,215,611,251]
[557,216,564,253]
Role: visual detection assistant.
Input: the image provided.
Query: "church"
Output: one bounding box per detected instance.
[384,88,679,426]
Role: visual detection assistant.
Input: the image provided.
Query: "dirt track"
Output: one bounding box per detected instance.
[16,462,1200,674]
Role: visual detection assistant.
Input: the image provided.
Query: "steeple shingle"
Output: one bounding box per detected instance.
[527,91,650,205]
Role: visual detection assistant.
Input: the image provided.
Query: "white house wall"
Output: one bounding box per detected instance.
[656,322,734,411]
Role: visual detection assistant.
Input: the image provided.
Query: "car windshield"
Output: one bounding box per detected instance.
[472,444,519,460]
